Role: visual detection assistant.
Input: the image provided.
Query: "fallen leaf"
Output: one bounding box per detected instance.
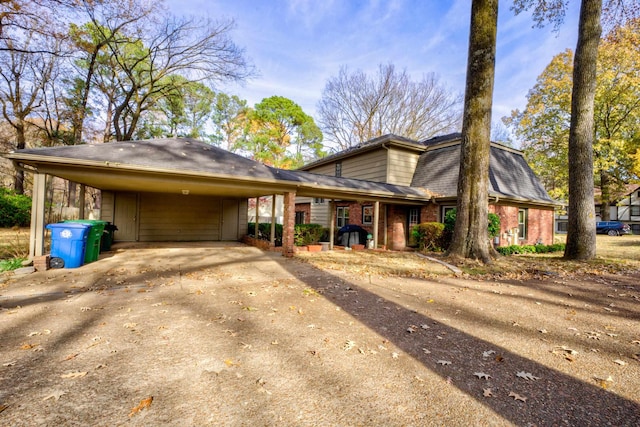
[516,371,540,381]
[0,403,11,413]
[63,353,78,361]
[406,326,416,333]
[482,350,496,358]
[437,360,452,366]
[613,359,627,366]
[343,340,355,351]
[20,343,35,350]
[474,372,491,380]
[422,348,431,354]
[61,371,87,379]
[28,331,41,337]
[43,390,66,401]
[483,388,493,397]
[420,324,430,330]
[391,352,399,359]
[2,361,16,367]
[509,391,527,402]
[129,396,153,417]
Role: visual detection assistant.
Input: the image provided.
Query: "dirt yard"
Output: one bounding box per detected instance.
[1,242,639,426]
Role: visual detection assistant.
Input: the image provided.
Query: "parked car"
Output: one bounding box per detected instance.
[595,221,631,236]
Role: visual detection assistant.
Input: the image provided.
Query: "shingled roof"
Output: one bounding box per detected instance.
[411,143,556,204]
[7,138,428,201]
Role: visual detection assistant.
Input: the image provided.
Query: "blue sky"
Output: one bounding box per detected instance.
[167,0,580,131]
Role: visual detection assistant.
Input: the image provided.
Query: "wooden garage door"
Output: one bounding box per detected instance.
[138,193,222,241]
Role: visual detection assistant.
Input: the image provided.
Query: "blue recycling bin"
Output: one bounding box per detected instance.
[46,223,92,268]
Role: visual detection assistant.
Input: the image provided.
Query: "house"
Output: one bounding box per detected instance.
[296,133,559,249]
[555,185,640,235]
[5,137,431,260]
[5,134,557,263]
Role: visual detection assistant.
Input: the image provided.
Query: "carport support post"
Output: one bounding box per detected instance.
[270,194,277,246]
[254,197,259,238]
[78,184,86,219]
[282,191,296,257]
[373,201,379,249]
[329,200,335,250]
[29,173,46,258]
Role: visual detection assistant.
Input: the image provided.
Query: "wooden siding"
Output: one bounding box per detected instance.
[138,193,222,241]
[387,148,420,186]
[101,191,115,223]
[306,148,389,182]
[310,199,330,226]
[238,199,248,236]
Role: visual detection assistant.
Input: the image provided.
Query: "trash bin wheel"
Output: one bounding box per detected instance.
[50,257,65,269]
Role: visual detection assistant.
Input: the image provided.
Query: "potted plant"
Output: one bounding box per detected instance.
[295,224,324,252]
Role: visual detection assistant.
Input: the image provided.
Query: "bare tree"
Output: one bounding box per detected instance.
[447,0,498,263]
[317,64,462,150]
[101,15,254,141]
[0,30,60,193]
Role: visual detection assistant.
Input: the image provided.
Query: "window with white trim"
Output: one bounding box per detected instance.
[337,206,349,228]
[362,205,373,224]
[518,208,528,240]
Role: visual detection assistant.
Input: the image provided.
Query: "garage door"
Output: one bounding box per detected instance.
[138,193,224,241]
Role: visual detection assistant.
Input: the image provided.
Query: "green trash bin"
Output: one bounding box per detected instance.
[101,223,118,252]
[63,220,107,263]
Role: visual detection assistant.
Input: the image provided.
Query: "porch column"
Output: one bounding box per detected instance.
[29,173,46,258]
[254,197,260,238]
[282,191,296,257]
[78,184,86,219]
[373,201,380,249]
[270,194,277,246]
[328,200,335,250]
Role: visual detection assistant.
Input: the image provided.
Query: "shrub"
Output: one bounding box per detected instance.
[247,222,283,246]
[0,257,27,272]
[496,243,565,256]
[442,209,501,249]
[294,223,324,246]
[411,222,445,252]
[0,188,31,227]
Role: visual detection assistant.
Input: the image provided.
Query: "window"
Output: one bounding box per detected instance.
[335,162,342,177]
[313,198,325,204]
[408,208,420,228]
[631,205,640,216]
[556,221,568,233]
[518,208,528,240]
[337,206,349,228]
[441,206,456,222]
[362,206,373,224]
[295,211,305,225]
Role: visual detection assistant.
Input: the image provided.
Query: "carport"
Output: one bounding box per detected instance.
[6,137,430,262]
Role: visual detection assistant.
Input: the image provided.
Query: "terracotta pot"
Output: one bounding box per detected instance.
[296,246,309,252]
[307,244,322,252]
[351,244,365,250]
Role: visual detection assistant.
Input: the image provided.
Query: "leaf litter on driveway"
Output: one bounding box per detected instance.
[0,243,639,426]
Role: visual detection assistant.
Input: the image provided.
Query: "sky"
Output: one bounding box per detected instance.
[166,0,580,135]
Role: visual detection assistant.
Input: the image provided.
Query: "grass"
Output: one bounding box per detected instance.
[0,227,30,260]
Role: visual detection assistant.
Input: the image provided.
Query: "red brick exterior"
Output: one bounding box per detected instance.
[282,192,296,257]
[326,201,554,251]
[490,204,554,246]
[296,203,311,224]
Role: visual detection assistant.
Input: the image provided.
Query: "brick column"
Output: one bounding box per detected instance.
[282,191,296,257]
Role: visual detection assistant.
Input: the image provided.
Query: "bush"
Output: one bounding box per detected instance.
[0,188,31,227]
[294,223,325,246]
[247,222,283,246]
[411,222,445,252]
[496,243,565,256]
[442,209,501,249]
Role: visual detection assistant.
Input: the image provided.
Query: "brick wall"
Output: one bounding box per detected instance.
[282,192,296,257]
[491,205,554,246]
[296,203,311,224]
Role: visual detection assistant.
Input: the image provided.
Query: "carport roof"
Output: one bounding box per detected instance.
[6,137,429,202]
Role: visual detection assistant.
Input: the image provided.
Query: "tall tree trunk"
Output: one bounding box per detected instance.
[448,0,498,263]
[564,0,602,260]
[13,123,26,194]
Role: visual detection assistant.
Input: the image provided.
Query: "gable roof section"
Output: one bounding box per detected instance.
[6,138,428,202]
[298,133,423,171]
[411,143,557,205]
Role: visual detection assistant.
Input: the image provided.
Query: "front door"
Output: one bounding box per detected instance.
[221,199,239,240]
[114,193,138,241]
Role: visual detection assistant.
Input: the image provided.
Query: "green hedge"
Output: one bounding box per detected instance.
[496,243,566,256]
[294,223,325,246]
[247,222,283,246]
[0,188,31,227]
